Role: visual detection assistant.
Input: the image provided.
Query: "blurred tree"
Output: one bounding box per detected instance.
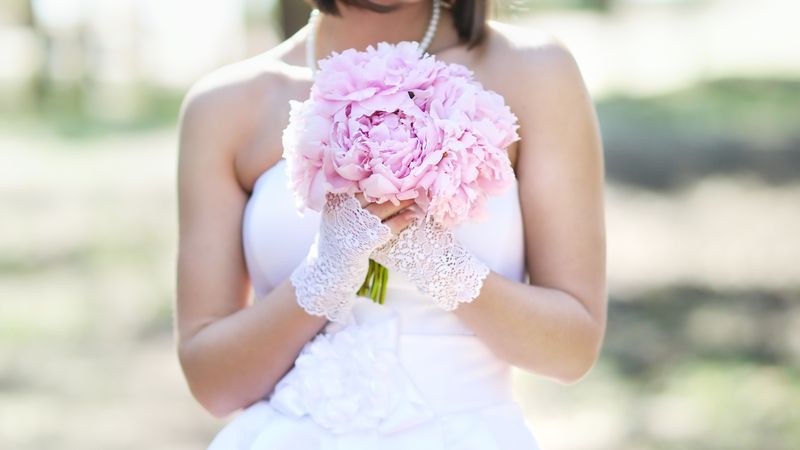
[26,0,92,125]
[0,0,40,113]
[0,0,33,23]
[25,0,48,114]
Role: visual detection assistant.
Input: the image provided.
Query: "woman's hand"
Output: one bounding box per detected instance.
[290,192,416,322]
[370,214,490,311]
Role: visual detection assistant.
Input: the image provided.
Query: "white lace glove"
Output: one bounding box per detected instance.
[371,214,490,311]
[290,192,393,322]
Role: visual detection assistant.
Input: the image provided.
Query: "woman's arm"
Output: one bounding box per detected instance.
[174,68,416,418]
[454,40,607,384]
[175,72,328,419]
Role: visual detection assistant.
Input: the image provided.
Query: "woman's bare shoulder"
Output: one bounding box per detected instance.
[180,47,302,135]
[486,20,583,78]
[482,21,599,177]
[482,20,593,122]
[177,34,310,182]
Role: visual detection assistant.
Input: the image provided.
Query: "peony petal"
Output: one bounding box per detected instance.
[306,169,328,211]
[360,172,400,199]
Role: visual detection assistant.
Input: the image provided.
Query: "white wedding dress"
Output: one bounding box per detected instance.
[206,158,541,449]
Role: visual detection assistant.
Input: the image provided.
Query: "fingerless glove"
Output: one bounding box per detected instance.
[371,214,490,311]
[290,193,393,322]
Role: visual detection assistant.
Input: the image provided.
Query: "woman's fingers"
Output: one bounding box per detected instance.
[349,192,418,234]
[354,193,370,209]
[353,193,416,221]
[368,199,416,221]
[382,208,418,235]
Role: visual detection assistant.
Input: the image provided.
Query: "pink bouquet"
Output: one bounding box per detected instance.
[283,41,519,301]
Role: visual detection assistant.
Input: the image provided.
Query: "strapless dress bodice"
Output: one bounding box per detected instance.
[241,158,527,335]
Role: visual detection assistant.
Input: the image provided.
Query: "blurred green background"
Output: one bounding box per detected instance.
[1,0,799,449]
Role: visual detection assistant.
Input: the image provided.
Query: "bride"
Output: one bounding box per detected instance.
[174,0,607,448]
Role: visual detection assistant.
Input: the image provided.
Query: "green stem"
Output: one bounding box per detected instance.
[357,259,374,297]
[369,262,381,300]
[357,259,390,304]
[379,264,388,304]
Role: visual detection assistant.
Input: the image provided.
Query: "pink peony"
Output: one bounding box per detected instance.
[283,41,519,227]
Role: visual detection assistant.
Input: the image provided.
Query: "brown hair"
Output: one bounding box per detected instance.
[309,0,490,48]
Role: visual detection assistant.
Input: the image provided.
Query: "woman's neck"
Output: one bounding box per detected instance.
[315,0,458,56]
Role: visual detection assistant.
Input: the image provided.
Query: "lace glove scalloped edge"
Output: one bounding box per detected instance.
[371,214,490,311]
[290,193,392,322]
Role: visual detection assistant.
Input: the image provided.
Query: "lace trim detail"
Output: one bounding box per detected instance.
[291,193,392,322]
[371,215,490,311]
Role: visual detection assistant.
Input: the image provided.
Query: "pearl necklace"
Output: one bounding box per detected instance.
[305,0,442,77]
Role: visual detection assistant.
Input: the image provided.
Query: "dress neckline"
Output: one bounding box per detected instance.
[251,158,287,193]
